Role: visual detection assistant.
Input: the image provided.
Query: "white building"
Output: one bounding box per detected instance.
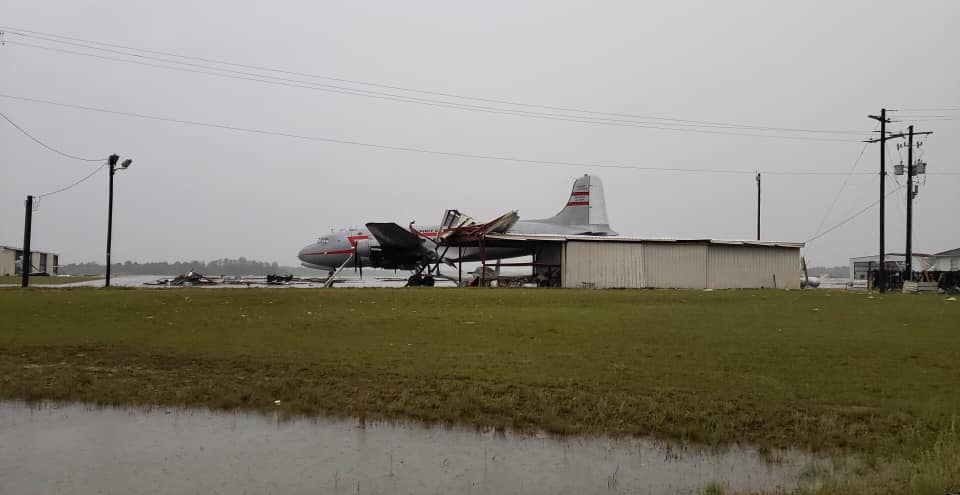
[0,245,60,276]
[848,249,960,291]
[934,248,960,272]
[848,253,936,280]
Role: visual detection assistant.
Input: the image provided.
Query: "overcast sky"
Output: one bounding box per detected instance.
[1,1,957,267]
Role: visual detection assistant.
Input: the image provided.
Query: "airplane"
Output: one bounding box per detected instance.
[297,175,616,285]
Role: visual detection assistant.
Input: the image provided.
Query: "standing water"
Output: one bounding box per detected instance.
[0,402,817,494]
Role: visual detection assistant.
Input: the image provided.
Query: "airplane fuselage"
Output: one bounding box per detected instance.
[297,225,530,272]
[297,175,617,273]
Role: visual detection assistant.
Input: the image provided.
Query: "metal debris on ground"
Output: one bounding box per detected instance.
[144,271,217,286]
[144,272,311,287]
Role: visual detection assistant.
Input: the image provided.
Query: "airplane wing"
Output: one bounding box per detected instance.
[365,223,422,249]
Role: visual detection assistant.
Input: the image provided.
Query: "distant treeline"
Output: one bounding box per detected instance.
[807,266,849,278]
[59,258,303,276]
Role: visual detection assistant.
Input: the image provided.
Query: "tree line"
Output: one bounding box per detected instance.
[58,258,301,276]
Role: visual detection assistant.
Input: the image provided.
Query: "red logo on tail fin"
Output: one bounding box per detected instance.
[567,190,589,206]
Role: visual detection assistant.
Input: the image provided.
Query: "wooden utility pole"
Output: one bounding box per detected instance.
[905,125,915,280]
[866,110,891,292]
[903,125,932,280]
[866,112,932,290]
[21,195,33,288]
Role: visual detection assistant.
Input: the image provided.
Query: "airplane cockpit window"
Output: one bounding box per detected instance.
[317,238,330,245]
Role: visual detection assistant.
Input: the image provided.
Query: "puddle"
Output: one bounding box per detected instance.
[0,402,817,494]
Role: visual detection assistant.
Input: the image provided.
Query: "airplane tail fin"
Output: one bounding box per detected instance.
[542,175,614,233]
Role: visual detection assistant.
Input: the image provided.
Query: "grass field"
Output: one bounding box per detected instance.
[0,276,101,286]
[0,288,957,494]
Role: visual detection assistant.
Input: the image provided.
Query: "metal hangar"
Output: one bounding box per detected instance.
[482,234,803,289]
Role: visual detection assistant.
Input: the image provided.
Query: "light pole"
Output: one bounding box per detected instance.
[105,154,132,287]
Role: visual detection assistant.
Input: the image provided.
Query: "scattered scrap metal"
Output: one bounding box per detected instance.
[145,271,217,286]
[145,272,308,287]
[265,274,294,284]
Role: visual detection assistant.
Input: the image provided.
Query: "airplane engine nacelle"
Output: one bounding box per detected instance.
[354,239,383,267]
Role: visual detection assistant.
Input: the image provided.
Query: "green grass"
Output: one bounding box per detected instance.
[704,481,726,495]
[0,288,958,494]
[0,275,101,286]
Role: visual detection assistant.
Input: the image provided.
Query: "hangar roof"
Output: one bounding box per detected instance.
[849,253,935,263]
[484,233,804,249]
[935,247,960,257]
[0,245,59,255]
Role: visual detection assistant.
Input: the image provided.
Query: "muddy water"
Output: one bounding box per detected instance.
[0,402,815,494]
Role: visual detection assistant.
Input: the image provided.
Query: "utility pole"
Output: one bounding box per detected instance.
[901,125,932,281]
[867,112,932,291]
[755,172,761,240]
[866,109,891,292]
[21,195,33,288]
[905,125,914,280]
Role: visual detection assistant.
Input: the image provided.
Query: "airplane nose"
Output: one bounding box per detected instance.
[297,244,315,263]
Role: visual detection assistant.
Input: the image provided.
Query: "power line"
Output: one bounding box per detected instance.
[811,137,872,239]
[1,27,870,133]
[36,162,106,199]
[0,27,870,138]
[0,110,105,161]
[896,107,959,112]
[894,114,955,123]
[0,92,880,177]
[806,184,904,244]
[1,40,867,143]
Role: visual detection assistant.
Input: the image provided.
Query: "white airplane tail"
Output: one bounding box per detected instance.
[543,175,612,230]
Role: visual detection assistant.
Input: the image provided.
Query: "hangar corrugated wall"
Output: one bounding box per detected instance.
[561,240,800,289]
[563,241,643,288]
[707,245,799,289]
[642,243,708,289]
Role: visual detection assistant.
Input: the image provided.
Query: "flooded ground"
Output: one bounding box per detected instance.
[0,402,816,494]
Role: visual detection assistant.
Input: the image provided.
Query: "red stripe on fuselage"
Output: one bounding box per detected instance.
[302,249,355,256]
[566,201,589,206]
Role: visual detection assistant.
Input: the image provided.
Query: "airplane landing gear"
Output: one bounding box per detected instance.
[404,242,449,287]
